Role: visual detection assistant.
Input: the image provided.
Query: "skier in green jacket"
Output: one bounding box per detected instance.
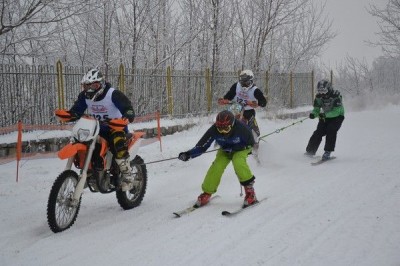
[305,79,345,160]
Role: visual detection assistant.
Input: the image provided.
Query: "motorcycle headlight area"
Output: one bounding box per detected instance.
[71,117,100,142]
[75,128,92,142]
[228,103,243,116]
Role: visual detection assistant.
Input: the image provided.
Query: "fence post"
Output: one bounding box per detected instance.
[166,66,173,116]
[330,69,334,85]
[205,67,212,112]
[289,71,293,108]
[56,60,65,109]
[119,63,125,94]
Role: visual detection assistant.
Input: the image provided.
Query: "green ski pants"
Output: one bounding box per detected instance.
[201,148,253,194]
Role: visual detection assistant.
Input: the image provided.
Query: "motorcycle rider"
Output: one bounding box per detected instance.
[62,68,136,191]
[217,69,267,153]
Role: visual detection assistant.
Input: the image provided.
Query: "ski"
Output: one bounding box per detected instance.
[311,156,336,166]
[173,206,198,218]
[173,195,220,218]
[221,197,267,217]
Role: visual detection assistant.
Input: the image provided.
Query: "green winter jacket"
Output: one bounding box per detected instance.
[311,90,345,118]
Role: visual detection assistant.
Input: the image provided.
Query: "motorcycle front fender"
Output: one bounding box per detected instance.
[58,143,87,160]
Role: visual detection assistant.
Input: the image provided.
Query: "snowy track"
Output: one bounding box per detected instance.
[1,106,399,266]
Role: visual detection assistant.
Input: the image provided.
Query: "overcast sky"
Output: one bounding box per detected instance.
[317,0,387,67]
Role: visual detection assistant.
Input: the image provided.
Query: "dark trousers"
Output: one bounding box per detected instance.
[243,110,260,137]
[306,116,344,154]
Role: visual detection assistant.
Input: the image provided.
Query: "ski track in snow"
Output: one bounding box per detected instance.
[1,105,399,266]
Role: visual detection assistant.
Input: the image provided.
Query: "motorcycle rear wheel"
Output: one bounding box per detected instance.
[47,170,81,233]
[116,155,147,210]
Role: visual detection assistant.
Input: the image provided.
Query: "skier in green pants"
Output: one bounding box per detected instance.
[178,110,257,208]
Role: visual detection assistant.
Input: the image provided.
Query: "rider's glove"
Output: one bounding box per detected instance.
[218,98,230,105]
[247,101,258,108]
[309,113,315,119]
[124,110,135,123]
[55,109,79,122]
[178,152,191,161]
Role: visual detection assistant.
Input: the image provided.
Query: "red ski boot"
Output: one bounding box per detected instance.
[195,192,211,207]
[243,184,258,208]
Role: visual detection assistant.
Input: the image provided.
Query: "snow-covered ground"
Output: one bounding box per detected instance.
[1,104,399,266]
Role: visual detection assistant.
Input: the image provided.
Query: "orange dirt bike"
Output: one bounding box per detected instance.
[47,110,148,233]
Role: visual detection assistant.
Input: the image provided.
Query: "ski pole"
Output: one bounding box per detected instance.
[259,117,309,142]
[144,148,219,165]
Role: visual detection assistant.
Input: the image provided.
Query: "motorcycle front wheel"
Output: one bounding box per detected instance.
[47,170,81,233]
[116,155,148,210]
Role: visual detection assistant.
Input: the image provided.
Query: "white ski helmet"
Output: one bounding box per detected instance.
[239,69,254,91]
[81,68,104,84]
[81,68,105,99]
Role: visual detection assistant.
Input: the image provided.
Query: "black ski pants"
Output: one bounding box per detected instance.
[243,109,260,137]
[306,116,344,154]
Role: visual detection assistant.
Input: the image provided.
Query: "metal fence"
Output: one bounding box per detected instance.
[0,62,314,127]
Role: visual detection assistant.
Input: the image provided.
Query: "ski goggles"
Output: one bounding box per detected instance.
[317,86,328,95]
[217,125,232,134]
[240,80,252,88]
[83,82,101,92]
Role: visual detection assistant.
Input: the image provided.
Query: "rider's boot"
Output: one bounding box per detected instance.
[243,181,258,208]
[116,157,134,191]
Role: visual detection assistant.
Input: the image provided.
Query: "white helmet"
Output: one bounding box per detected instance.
[239,69,254,91]
[81,68,105,100]
[81,68,104,84]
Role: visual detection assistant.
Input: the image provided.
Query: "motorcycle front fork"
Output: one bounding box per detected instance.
[68,139,98,205]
